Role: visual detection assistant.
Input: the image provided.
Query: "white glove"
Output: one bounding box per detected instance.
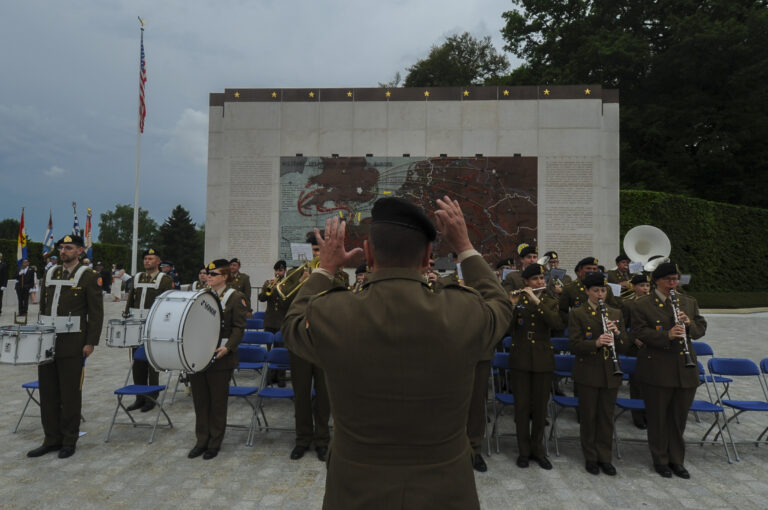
[0,286,6,291]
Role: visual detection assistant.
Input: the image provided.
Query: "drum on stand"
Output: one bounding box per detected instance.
[106,318,145,348]
[143,289,222,373]
[0,325,56,365]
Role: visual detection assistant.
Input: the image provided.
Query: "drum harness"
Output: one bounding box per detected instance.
[129,272,168,318]
[216,288,236,349]
[40,265,89,333]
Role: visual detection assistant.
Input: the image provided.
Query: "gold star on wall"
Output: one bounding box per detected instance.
[347,91,353,98]
[543,89,550,96]
[424,90,430,97]
[271,91,277,98]
[503,89,510,96]
[385,90,391,98]
[234,91,240,98]
[463,90,469,97]
[584,88,591,95]
[308,91,315,98]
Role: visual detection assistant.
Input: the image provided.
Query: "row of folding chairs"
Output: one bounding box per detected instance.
[245,311,266,331]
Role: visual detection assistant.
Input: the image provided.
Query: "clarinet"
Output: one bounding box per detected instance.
[668,290,696,367]
[598,299,623,376]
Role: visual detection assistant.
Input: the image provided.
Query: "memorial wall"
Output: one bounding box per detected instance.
[206,86,620,281]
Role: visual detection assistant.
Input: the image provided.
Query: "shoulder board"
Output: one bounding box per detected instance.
[315,286,349,298]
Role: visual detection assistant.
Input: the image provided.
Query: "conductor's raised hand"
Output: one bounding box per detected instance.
[434,196,473,254]
[316,217,364,274]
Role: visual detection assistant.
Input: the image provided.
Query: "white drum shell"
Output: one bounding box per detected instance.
[106,318,144,348]
[143,290,221,373]
[0,326,56,365]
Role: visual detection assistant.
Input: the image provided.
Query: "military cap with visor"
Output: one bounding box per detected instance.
[371,197,436,241]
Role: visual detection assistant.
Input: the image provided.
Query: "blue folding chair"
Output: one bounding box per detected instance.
[105,346,173,443]
[255,348,306,433]
[273,331,284,347]
[228,347,267,446]
[252,311,266,321]
[501,336,512,351]
[613,356,645,458]
[488,352,515,455]
[232,345,267,385]
[245,318,264,330]
[549,354,578,456]
[550,337,570,353]
[242,330,274,347]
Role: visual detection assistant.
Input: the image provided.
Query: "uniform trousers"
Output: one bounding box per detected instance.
[17,287,30,315]
[130,350,159,401]
[467,360,490,454]
[575,383,618,463]
[643,384,696,465]
[289,350,331,448]
[189,368,233,450]
[511,370,552,457]
[38,356,83,447]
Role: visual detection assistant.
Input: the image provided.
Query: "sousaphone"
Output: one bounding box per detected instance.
[622,225,671,272]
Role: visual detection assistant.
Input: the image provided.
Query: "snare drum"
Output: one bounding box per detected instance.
[0,325,56,365]
[143,289,222,373]
[106,318,144,348]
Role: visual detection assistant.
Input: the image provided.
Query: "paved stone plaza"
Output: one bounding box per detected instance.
[1,300,767,509]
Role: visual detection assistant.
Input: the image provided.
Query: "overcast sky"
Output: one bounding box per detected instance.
[0,0,518,244]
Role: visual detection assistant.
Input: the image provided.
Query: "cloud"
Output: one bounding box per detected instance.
[162,108,208,167]
[43,165,67,177]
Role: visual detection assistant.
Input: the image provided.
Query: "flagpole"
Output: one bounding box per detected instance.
[131,17,146,275]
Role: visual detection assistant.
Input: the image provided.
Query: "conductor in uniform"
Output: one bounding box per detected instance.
[124,248,174,412]
[27,235,103,459]
[631,262,706,479]
[282,196,513,510]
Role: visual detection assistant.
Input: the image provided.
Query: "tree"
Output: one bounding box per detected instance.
[499,0,768,208]
[157,205,203,284]
[0,219,20,240]
[98,204,159,248]
[404,32,510,87]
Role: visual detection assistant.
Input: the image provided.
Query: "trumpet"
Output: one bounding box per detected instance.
[598,298,623,376]
[262,275,281,296]
[276,257,319,299]
[510,286,547,296]
[668,290,696,367]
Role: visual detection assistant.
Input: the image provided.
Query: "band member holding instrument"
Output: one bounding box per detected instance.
[541,250,572,286]
[622,273,651,428]
[124,248,174,412]
[502,244,538,292]
[559,257,622,321]
[28,235,103,459]
[187,259,247,460]
[229,258,252,314]
[508,264,563,470]
[351,264,367,293]
[192,267,208,290]
[607,254,632,291]
[569,272,628,476]
[258,260,290,334]
[631,262,706,479]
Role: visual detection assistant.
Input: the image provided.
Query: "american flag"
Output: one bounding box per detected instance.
[42,210,54,256]
[139,27,147,133]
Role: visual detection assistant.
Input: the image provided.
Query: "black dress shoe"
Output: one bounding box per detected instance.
[530,455,552,470]
[203,449,219,460]
[654,464,672,478]
[140,402,156,413]
[58,446,76,459]
[27,444,61,458]
[290,445,308,460]
[316,446,329,462]
[669,463,690,479]
[598,462,616,476]
[125,400,143,412]
[516,456,529,468]
[585,461,600,475]
[188,447,206,459]
[473,453,488,472]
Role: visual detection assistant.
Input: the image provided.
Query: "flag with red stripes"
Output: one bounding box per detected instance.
[139,28,147,133]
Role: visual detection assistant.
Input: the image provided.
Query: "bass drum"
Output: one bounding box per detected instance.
[143,289,222,373]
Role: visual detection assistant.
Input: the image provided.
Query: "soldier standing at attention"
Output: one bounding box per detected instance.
[192,266,208,290]
[559,257,622,321]
[502,244,538,292]
[607,254,632,292]
[508,263,564,469]
[622,273,652,429]
[229,258,252,314]
[631,262,706,479]
[282,196,513,510]
[27,235,103,459]
[124,248,174,412]
[569,272,628,476]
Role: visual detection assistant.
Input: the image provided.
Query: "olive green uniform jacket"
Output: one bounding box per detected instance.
[124,272,173,314]
[282,255,513,510]
[229,272,252,311]
[568,303,628,388]
[606,269,630,285]
[508,294,563,372]
[258,280,294,331]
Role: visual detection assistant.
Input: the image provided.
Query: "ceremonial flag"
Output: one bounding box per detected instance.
[72,202,81,236]
[17,208,27,267]
[138,25,147,133]
[42,210,54,256]
[85,208,93,259]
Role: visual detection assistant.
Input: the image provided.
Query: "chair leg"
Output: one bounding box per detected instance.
[105,396,123,442]
[13,389,37,433]
[711,413,733,464]
[148,388,173,444]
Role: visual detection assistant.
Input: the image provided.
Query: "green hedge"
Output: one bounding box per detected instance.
[620,190,768,294]
[0,239,130,279]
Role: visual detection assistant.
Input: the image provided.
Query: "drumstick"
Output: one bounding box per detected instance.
[80,357,86,391]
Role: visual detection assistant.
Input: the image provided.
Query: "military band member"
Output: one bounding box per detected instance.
[124,248,174,412]
[495,256,515,281]
[228,258,252,312]
[569,272,628,476]
[28,235,103,459]
[508,264,564,469]
[187,259,246,460]
[191,266,208,290]
[622,273,652,428]
[258,260,290,334]
[351,264,367,293]
[631,262,706,479]
[502,244,537,292]
[607,254,632,291]
[541,250,572,287]
[282,196,513,510]
[559,257,622,319]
